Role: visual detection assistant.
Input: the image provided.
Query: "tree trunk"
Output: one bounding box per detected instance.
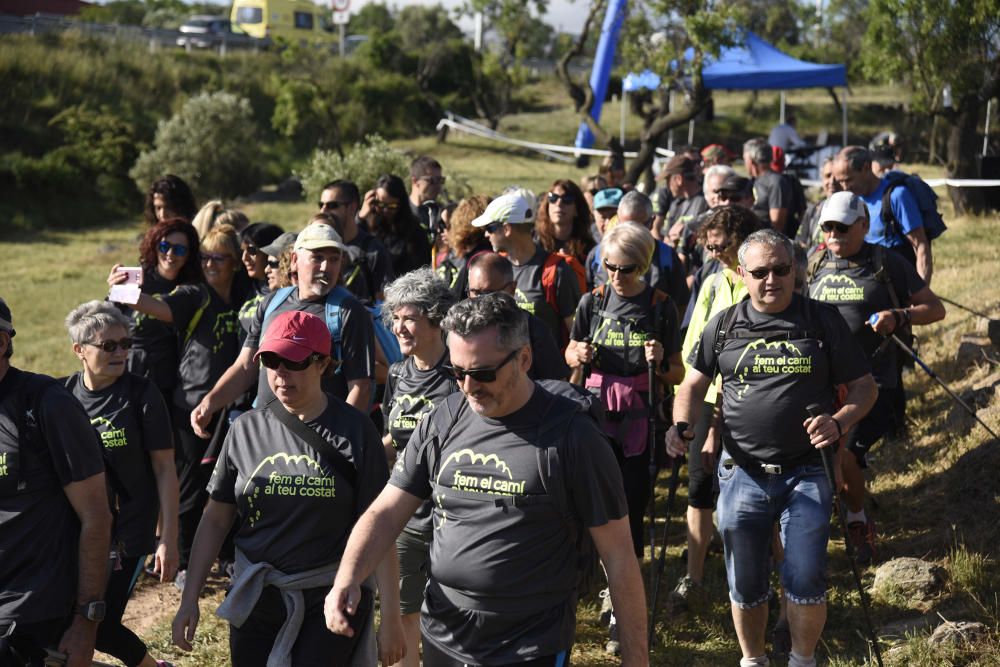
[945,100,985,215]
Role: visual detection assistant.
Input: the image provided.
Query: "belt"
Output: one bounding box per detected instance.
[722,457,784,475]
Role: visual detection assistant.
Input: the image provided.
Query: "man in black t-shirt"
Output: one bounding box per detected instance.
[0,298,112,667]
[667,231,877,667]
[467,252,569,381]
[806,192,945,564]
[191,222,376,437]
[326,294,649,666]
[744,138,792,234]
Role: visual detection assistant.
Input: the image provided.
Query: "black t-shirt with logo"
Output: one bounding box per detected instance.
[245,288,376,405]
[126,267,180,397]
[808,244,924,387]
[751,170,792,225]
[0,368,106,624]
[694,294,869,465]
[65,372,173,556]
[383,354,458,535]
[163,282,250,412]
[238,281,270,344]
[208,395,388,573]
[571,284,682,378]
[512,246,581,344]
[390,385,627,664]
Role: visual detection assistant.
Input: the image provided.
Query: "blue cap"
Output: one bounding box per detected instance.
[593,187,624,211]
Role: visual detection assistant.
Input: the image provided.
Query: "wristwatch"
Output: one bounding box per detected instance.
[77,601,106,622]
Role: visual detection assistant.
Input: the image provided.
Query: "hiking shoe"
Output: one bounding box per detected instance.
[605,617,620,656]
[665,575,706,615]
[847,517,877,566]
[598,587,613,626]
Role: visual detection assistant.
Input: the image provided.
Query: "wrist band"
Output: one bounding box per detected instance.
[831,417,843,439]
[902,308,912,325]
[892,310,903,328]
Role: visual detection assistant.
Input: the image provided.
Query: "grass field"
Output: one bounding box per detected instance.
[2,89,999,665]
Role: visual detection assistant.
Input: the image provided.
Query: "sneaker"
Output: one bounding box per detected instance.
[847,517,877,566]
[174,569,187,592]
[605,617,620,656]
[598,587,613,626]
[665,575,706,615]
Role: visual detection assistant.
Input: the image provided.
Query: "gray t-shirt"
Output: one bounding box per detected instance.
[246,288,375,404]
[390,385,626,664]
[695,294,869,465]
[751,170,792,225]
[0,369,106,624]
[808,244,924,388]
[208,395,388,573]
[512,246,581,345]
[66,372,173,556]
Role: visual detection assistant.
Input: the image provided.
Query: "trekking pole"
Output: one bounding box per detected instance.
[938,295,996,321]
[807,405,885,667]
[867,315,1000,440]
[648,445,683,646]
[645,334,659,595]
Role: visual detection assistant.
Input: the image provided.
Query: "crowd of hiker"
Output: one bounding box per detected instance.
[0,136,954,667]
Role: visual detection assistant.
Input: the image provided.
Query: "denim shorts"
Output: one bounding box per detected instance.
[716,458,832,608]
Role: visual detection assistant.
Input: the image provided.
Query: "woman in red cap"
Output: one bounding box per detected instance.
[172,310,404,667]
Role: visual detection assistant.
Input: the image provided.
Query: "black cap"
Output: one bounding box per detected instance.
[0,297,14,337]
[719,175,751,197]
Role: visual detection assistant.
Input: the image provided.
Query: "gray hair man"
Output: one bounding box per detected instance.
[326,293,649,666]
[743,138,792,233]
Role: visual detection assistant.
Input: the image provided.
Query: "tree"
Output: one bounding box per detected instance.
[862,0,1000,214]
[350,3,395,37]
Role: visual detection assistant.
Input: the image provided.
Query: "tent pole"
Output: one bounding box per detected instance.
[621,88,627,145]
[842,87,848,147]
[780,91,786,124]
[984,98,992,157]
[667,90,675,151]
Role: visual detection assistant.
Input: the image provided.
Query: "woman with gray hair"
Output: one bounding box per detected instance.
[379,267,458,667]
[64,300,179,667]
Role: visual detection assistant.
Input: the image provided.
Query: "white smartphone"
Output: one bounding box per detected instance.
[119,266,142,285]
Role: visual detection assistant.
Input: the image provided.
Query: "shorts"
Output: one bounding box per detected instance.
[716,459,832,608]
[686,401,718,509]
[845,386,899,468]
[422,637,569,667]
[397,530,431,615]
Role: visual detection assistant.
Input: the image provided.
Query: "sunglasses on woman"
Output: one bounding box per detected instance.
[266,259,280,269]
[373,200,399,211]
[158,240,188,257]
[443,349,519,383]
[547,192,576,205]
[604,260,638,275]
[85,338,134,353]
[745,264,793,280]
[705,241,730,253]
[259,351,321,371]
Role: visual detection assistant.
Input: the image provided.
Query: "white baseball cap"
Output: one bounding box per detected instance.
[471,193,535,228]
[820,191,868,226]
[294,222,349,252]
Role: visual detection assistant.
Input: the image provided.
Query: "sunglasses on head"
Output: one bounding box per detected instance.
[547,192,576,205]
[85,337,134,353]
[443,349,519,383]
[745,264,793,280]
[158,240,188,257]
[821,221,853,234]
[319,200,349,211]
[259,351,320,371]
[604,260,638,274]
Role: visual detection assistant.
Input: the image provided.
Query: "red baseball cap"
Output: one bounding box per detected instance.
[254,310,330,363]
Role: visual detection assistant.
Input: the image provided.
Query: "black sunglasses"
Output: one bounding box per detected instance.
[483,222,503,234]
[745,264,793,280]
[444,349,519,383]
[547,192,576,205]
[319,200,350,211]
[266,259,280,269]
[259,351,320,371]
[705,242,730,253]
[467,282,514,298]
[158,240,188,257]
[85,337,134,353]
[604,260,638,274]
[244,245,259,257]
[821,221,853,234]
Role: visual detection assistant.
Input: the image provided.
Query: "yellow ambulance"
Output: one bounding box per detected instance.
[230,0,337,47]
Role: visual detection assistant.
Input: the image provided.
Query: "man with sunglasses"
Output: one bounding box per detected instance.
[191,222,376,436]
[473,192,582,349]
[667,230,877,667]
[0,297,113,667]
[319,180,394,303]
[466,252,569,381]
[805,192,944,565]
[326,293,648,667]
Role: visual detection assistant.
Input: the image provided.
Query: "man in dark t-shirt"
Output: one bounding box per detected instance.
[0,298,112,666]
[744,138,792,233]
[667,231,877,667]
[191,222,376,437]
[320,180,395,302]
[326,294,648,665]
[806,192,945,564]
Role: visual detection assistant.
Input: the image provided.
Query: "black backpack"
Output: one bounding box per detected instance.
[783,172,808,240]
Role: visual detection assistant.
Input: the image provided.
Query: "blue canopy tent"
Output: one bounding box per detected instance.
[698,31,849,145]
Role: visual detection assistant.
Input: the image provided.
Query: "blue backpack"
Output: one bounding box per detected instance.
[881,171,947,241]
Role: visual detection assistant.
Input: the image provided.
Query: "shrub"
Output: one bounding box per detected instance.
[130,90,263,200]
[297,134,410,202]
